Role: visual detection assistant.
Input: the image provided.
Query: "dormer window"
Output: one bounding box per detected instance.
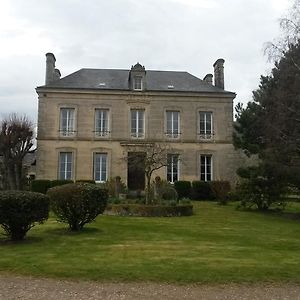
[134,76,142,90]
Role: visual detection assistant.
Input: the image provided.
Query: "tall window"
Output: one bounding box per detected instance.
[95,109,109,137]
[131,109,145,138]
[59,152,73,180]
[167,154,179,183]
[133,76,142,90]
[93,153,107,182]
[199,112,213,139]
[166,111,180,138]
[60,108,75,136]
[200,155,212,181]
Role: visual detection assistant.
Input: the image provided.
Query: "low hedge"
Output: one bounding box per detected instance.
[191,181,215,200]
[31,180,52,194]
[174,181,191,199]
[0,191,49,240]
[105,204,193,217]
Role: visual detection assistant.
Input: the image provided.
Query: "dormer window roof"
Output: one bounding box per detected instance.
[129,62,146,91]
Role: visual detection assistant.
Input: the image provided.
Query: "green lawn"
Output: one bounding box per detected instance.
[0,202,300,283]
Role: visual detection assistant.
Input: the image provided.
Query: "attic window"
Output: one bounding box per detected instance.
[98,83,106,87]
[133,76,142,90]
[167,85,175,89]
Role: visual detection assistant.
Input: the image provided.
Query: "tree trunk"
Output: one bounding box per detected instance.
[15,162,23,190]
[7,163,16,190]
[145,174,151,205]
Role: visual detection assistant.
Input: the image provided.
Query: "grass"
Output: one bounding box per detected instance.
[0,201,300,283]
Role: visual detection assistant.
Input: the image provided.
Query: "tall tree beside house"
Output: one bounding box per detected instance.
[0,114,34,190]
[233,41,300,209]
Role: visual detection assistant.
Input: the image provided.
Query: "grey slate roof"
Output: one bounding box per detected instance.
[39,68,234,94]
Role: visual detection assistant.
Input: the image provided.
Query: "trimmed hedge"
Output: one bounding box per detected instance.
[191,181,214,200]
[211,181,231,205]
[51,180,74,188]
[174,181,191,199]
[105,204,193,217]
[47,183,108,231]
[0,191,49,240]
[76,180,96,184]
[31,180,51,194]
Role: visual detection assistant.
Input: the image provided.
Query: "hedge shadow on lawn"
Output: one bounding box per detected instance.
[43,226,103,236]
[0,236,43,246]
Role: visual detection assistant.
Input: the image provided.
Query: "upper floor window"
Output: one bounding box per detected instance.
[199,112,213,139]
[131,109,145,138]
[93,153,107,182]
[59,152,73,180]
[60,108,75,137]
[167,154,179,183]
[166,111,180,138]
[95,109,109,137]
[133,76,142,90]
[200,155,212,181]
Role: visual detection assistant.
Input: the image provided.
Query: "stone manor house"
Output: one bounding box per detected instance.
[36,53,240,190]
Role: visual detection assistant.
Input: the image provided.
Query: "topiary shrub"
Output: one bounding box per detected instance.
[47,183,108,231]
[191,181,214,200]
[161,186,178,201]
[0,191,49,241]
[31,179,52,194]
[211,181,231,205]
[174,181,191,199]
[51,180,74,188]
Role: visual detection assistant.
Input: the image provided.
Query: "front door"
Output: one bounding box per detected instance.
[127,152,145,190]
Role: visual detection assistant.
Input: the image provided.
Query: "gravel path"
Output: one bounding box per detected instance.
[0,275,300,300]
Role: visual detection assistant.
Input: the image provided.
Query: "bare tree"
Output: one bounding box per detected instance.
[0,114,34,190]
[265,0,300,70]
[123,142,173,204]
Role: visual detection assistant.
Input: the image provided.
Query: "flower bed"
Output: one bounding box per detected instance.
[105,203,193,217]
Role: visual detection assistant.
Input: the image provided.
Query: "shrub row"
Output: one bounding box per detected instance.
[105,203,193,217]
[174,180,231,202]
[31,179,96,194]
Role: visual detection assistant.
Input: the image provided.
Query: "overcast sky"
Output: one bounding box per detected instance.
[0,0,293,125]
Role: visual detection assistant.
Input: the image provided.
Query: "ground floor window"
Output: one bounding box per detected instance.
[200,155,212,181]
[167,154,179,183]
[93,153,107,182]
[59,152,73,180]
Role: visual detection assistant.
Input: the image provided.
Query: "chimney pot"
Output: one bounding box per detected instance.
[213,58,225,89]
[45,53,56,85]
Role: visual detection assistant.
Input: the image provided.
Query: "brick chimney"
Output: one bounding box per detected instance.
[203,73,213,85]
[213,58,225,89]
[45,53,60,84]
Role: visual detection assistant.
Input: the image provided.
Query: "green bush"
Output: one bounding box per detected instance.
[191,181,214,200]
[174,181,191,199]
[211,181,231,205]
[0,191,49,241]
[161,186,178,201]
[105,203,193,217]
[103,177,127,197]
[31,180,52,194]
[76,180,96,184]
[47,183,108,231]
[51,180,74,188]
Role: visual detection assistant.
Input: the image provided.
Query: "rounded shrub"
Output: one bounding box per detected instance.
[47,183,108,231]
[161,186,178,201]
[0,191,49,241]
[50,180,74,188]
[191,181,214,200]
[211,181,231,205]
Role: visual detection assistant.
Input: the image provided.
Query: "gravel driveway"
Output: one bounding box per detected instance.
[1,275,300,300]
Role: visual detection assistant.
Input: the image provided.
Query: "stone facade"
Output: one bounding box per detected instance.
[36,54,242,187]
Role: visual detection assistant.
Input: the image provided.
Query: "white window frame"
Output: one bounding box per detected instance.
[133,76,142,90]
[130,109,145,138]
[60,108,75,137]
[93,153,107,183]
[95,109,109,137]
[166,111,180,139]
[167,154,180,183]
[199,111,213,139]
[200,155,213,181]
[58,152,73,180]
